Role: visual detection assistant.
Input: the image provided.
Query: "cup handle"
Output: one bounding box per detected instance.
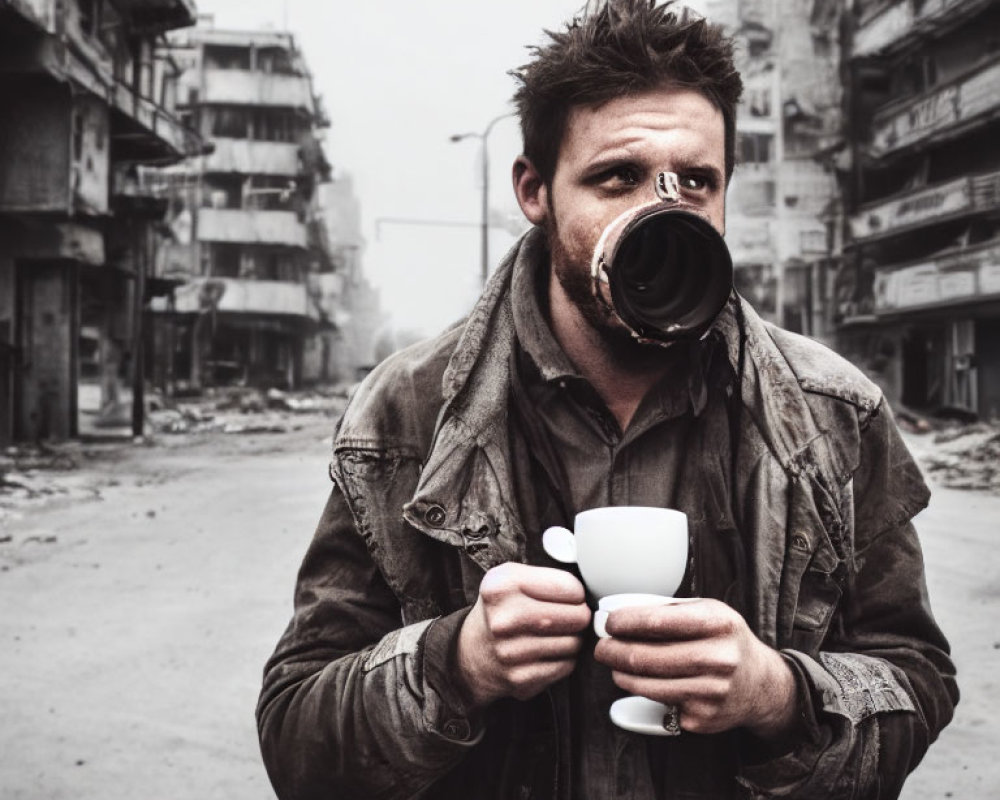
[541,526,578,564]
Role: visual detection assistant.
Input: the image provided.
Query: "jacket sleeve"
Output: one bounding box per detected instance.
[738,400,959,800]
[256,483,483,800]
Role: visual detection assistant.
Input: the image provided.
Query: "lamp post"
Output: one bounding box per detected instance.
[450,112,513,288]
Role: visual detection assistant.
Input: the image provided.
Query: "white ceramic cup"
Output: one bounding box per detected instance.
[541,506,688,600]
[541,507,691,737]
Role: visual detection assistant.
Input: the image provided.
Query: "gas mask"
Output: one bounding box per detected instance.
[590,171,733,345]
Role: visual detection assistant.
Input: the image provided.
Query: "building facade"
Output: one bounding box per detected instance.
[0,0,202,443]
[309,174,384,381]
[837,0,1000,416]
[149,23,344,393]
[706,0,845,342]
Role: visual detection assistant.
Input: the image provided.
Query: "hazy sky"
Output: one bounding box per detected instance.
[196,0,709,338]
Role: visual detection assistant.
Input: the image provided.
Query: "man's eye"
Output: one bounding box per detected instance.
[614,166,641,185]
[678,173,715,192]
[595,165,641,188]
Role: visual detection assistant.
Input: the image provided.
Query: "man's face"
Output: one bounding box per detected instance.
[539,85,727,341]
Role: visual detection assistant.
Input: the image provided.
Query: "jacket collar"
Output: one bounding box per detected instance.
[402,227,839,573]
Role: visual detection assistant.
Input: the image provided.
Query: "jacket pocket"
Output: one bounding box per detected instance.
[789,566,842,654]
[778,475,843,649]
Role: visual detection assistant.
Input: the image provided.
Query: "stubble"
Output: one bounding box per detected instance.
[546,220,675,370]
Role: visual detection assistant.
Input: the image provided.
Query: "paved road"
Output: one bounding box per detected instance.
[901,480,1000,800]
[0,424,995,798]
[1,427,333,800]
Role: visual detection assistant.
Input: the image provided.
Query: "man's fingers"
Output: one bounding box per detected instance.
[489,598,591,636]
[507,658,578,701]
[494,634,584,666]
[480,562,584,603]
[594,637,739,678]
[602,599,735,641]
[609,672,731,706]
[516,565,587,604]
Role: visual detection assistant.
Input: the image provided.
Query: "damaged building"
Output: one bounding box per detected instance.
[706,0,845,341]
[838,0,1000,417]
[147,23,348,393]
[0,0,203,443]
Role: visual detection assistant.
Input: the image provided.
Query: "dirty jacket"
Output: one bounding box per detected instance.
[257,229,958,800]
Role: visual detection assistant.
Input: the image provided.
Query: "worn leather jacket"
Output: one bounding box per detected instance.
[257,229,957,800]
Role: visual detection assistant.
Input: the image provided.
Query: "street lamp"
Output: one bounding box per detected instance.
[450,112,514,288]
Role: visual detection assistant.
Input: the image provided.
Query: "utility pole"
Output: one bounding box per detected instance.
[450,112,513,288]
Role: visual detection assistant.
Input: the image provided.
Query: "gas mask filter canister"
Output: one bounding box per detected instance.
[590,171,734,345]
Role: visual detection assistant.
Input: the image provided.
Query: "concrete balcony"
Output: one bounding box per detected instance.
[870,56,1000,158]
[110,81,202,162]
[197,208,307,248]
[851,169,1000,242]
[172,277,313,318]
[873,240,1000,313]
[202,69,315,112]
[111,0,196,33]
[852,0,990,59]
[202,138,300,175]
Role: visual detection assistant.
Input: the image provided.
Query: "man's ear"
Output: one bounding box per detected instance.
[512,156,549,226]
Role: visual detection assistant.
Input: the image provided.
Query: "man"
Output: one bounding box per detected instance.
[257,2,958,798]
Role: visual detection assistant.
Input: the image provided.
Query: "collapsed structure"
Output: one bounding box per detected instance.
[707,0,844,343]
[838,0,1000,417]
[0,0,203,442]
[0,7,380,444]
[147,23,360,394]
[707,0,1000,419]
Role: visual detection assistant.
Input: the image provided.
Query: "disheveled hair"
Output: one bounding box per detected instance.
[511,0,743,186]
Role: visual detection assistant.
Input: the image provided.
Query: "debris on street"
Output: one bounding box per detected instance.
[920,422,1000,493]
[0,443,101,533]
[146,387,349,436]
[1,387,350,533]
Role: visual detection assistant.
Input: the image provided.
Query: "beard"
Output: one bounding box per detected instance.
[546,220,674,368]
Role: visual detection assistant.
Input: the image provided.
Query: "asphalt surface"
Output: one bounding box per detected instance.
[0,420,994,799]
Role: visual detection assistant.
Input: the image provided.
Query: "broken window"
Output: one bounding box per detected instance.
[210,107,252,138]
[202,175,242,209]
[253,109,302,143]
[257,47,297,75]
[204,44,252,71]
[210,244,241,278]
[739,131,774,165]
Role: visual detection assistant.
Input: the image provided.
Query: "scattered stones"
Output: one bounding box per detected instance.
[22,535,58,545]
[144,388,345,435]
[922,424,1000,493]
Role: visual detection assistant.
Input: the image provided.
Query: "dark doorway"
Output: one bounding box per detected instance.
[902,325,945,411]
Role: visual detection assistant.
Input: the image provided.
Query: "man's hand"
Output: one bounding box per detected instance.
[593,599,798,739]
[456,562,591,709]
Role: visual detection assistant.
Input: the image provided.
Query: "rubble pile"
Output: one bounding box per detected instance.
[921,422,1000,493]
[147,386,350,436]
[0,444,96,530]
